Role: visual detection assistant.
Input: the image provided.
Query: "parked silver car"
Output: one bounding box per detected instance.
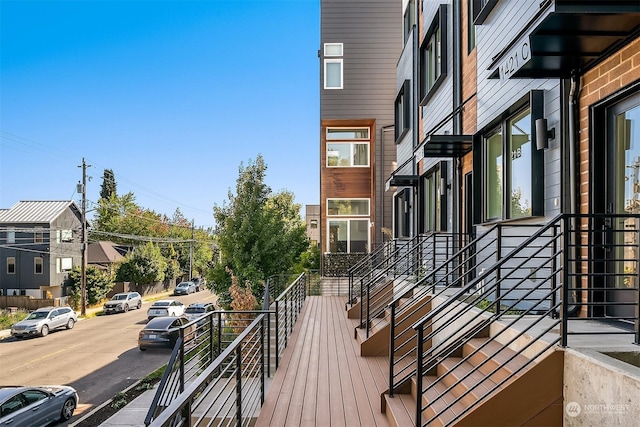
[103,292,142,314]
[173,281,196,296]
[0,385,78,426]
[10,307,77,338]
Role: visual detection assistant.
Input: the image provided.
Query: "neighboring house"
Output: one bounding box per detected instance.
[0,200,83,299]
[319,0,401,270]
[88,241,124,275]
[304,205,320,247]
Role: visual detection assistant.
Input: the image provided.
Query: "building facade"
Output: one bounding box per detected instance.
[319,0,402,269]
[0,200,83,298]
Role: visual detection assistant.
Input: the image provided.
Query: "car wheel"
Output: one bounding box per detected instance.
[60,398,76,421]
[124,304,129,312]
[139,347,146,351]
[40,325,49,337]
[137,300,142,309]
[66,318,75,329]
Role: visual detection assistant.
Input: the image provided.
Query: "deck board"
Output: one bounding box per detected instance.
[256,296,392,427]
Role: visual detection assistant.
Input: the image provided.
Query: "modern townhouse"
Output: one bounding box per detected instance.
[319,0,402,272]
[0,200,83,299]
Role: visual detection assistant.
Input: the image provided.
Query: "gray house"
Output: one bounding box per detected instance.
[0,200,83,299]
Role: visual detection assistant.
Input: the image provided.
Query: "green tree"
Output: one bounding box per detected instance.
[115,242,167,284]
[212,155,309,301]
[99,169,117,200]
[67,266,113,307]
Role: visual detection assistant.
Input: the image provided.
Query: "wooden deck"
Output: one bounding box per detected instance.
[256,296,392,427]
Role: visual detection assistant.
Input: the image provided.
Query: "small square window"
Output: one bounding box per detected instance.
[324,43,343,56]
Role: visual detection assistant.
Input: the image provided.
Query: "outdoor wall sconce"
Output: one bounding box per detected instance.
[535,118,555,150]
[440,177,451,196]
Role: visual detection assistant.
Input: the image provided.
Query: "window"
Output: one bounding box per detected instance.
[327,199,370,216]
[57,257,73,273]
[35,257,43,274]
[421,162,448,232]
[324,43,343,89]
[56,229,73,243]
[310,219,318,229]
[467,0,476,52]
[326,128,370,167]
[395,189,411,238]
[395,80,411,142]
[474,91,544,222]
[472,0,499,25]
[34,227,43,243]
[7,257,15,274]
[326,198,370,253]
[420,5,447,104]
[6,227,15,244]
[403,0,415,44]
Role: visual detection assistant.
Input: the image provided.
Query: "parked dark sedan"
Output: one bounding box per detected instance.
[138,316,196,351]
[0,385,77,427]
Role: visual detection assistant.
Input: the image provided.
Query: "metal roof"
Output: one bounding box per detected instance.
[0,200,81,224]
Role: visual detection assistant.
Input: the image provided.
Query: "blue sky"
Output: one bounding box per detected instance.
[0,0,320,229]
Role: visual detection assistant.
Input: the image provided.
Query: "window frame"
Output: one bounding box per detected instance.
[7,257,15,274]
[420,4,447,105]
[403,0,415,45]
[395,80,411,143]
[326,127,371,168]
[6,227,15,244]
[420,161,448,232]
[474,90,545,224]
[472,0,499,25]
[326,218,370,253]
[394,189,411,238]
[324,58,343,90]
[35,257,43,274]
[34,227,43,243]
[326,198,370,217]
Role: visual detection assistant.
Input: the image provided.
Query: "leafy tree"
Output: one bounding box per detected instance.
[212,155,309,300]
[67,266,113,307]
[115,242,167,284]
[99,169,117,200]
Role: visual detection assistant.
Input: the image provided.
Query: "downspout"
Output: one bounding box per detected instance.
[453,0,463,243]
[413,0,420,238]
[568,73,582,315]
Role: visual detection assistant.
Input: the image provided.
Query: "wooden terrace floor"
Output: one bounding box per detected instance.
[255,296,392,427]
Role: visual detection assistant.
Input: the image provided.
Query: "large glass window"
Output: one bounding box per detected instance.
[420,5,447,104]
[483,107,533,221]
[328,219,369,253]
[327,198,370,252]
[326,128,370,167]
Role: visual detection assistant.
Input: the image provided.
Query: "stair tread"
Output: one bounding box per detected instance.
[419,375,467,426]
[384,393,416,427]
[464,338,530,374]
[438,358,499,399]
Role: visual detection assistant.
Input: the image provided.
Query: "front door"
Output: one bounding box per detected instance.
[606,93,640,320]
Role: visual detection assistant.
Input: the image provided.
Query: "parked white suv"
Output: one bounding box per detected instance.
[10,307,77,338]
[103,292,142,314]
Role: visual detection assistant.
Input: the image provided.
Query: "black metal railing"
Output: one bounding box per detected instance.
[347,240,397,305]
[398,213,640,426]
[360,233,463,339]
[145,272,308,426]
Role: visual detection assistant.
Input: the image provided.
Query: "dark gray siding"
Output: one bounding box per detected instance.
[321,0,402,245]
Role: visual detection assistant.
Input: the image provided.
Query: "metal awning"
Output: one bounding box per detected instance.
[490,1,640,79]
[422,134,473,158]
[387,175,419,187]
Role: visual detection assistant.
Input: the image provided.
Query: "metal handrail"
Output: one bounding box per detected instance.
[145,272,308,426]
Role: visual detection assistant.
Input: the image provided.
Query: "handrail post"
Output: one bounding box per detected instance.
[179,330,185,393]
[236,345,242,427]
[275,300,280,370]
[496,224,502,316]
[261,318,266,404]
[366,279,371,338]
[551,223,558,319]
[415,326,424,427]
[389,303,396,397]
[635,217,640,345]
[561,214,570,347]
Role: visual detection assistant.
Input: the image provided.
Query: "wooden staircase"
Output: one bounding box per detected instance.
[350,291,563,427]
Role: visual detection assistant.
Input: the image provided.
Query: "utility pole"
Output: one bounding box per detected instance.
[189,220,194,279]
[77,158,89,316]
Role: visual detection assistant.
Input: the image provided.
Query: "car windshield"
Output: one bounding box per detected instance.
[152,301,170,307]
[185,308,205,314]
[177,283,188,288]
[112,294,127,300]
[25,311,48,320]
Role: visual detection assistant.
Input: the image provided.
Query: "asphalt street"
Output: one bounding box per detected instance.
[0,290,218,425]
